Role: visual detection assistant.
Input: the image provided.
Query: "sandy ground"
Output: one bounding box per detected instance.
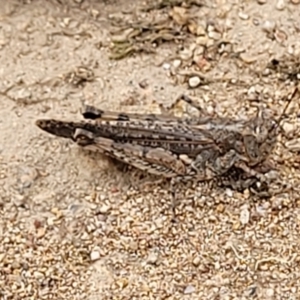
[1,0,300,299]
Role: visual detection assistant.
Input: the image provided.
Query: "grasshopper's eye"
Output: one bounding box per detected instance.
[255,126,261,135]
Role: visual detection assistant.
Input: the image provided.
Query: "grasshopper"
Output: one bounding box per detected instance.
[36,88,297,204]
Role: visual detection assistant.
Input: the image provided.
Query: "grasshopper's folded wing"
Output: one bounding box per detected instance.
[74,128,187,178]
[35,117,218,158]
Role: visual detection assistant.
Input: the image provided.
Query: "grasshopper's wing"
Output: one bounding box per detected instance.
[82,106,218,155]
[36,117,219,159]
[74,128,187,178]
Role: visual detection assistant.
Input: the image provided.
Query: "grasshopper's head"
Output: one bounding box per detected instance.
[243,87,297,166]
[243,111,278,166]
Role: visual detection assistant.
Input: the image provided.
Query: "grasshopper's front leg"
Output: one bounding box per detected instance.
[191,149,239,177]
[208,149,266,182]
[192,149,266,192]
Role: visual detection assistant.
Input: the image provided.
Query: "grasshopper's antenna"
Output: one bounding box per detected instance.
[268,86,298,135]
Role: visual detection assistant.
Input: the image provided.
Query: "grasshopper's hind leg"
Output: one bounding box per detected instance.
[174,94,204,114]
[163,94,213,120]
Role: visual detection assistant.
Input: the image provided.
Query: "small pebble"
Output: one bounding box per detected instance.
[255,205,267,217]
[196,25,206,36]
[163,63,170,70]
[99,204,110,214]
[282,122,296,135]
[208,31,221,40]
[225,188,233,197]
[262,20,276,33]
[285,138,300,151]
[240,53,258,64]
[147,252,159,265]
[276,0,286,10]
[287,45,294,55]
[173,59,181,68]
[253,18,260,26]
[184,285,195,294]
[274,29,287,43]
[216,203,225,213]
[240,205,250,225]
[36,227,46,239]
[188,76,201,88]
[257,0,267,3]
[196,36,208,46]
[266,288,275,297]
[16,87,32,99]
[192,256,201,266]
[34,271,44,279]
[238,12,249,20]
[68,204,83,214]
[0,253,6,263]
[81,232,89,240]
[90,250,101,262]
[232,221,241,230]
[179,46,194,61]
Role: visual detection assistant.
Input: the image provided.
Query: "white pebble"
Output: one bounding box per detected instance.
[206,105,214,114]
[184,285,195,294]
[282,122,296,135]
[34,271,44,279]
[240,205,250,225]
[173,59,181,68]
[266,288,275,297]
[81,232,89,240]
[147,252,159,264]
[163,63,170,70]
[256,205,267,217]
[99,204,110,214]
[225,188,233,197]
[247,85,256,95]
[287,45,294,55]
[192,256,201,266]
[262,20,276,33]
[285,138,300,151]
[196,35,208,46]
[196,25,206,36]
[90,250,100,261]
[188,76,201,88]
[238,12,249,20]
[208,31,221,40]
[276,0,286,10]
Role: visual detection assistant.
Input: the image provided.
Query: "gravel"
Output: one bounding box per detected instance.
[1,1,300,300]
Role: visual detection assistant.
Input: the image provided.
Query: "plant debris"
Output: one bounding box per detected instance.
[141,0,204,12]
[109,3,200,60]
